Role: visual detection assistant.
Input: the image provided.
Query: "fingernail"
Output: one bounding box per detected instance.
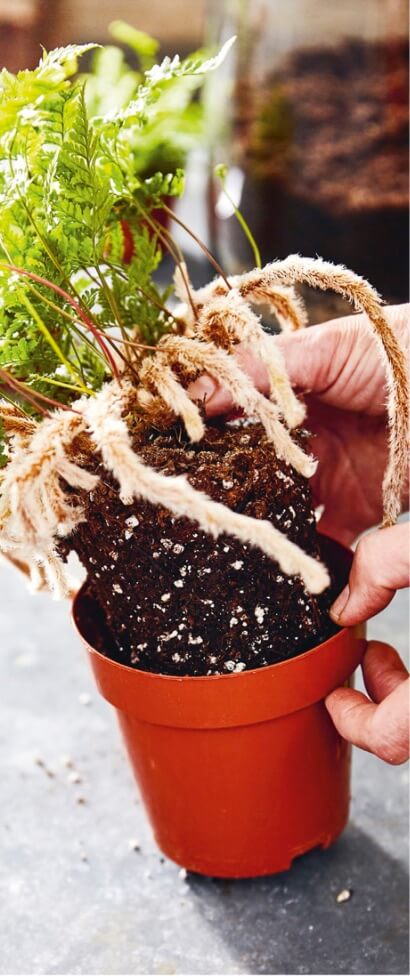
[330,585,350,623]
[189,376,218,405]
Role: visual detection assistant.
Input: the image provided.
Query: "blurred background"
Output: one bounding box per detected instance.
[0,0,408,316]
[0,0,206,68]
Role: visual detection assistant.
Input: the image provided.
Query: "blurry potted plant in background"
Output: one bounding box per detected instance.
[206,0,409,319]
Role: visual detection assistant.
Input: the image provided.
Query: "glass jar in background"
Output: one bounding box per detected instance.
[205,0,409,319]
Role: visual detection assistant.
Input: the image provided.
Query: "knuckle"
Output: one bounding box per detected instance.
[371,731,409,765]
[353,537,385,591]
[364,640,401,673]
[380,745,408,765]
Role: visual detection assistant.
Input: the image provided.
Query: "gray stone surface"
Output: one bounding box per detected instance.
[0,560,408,975]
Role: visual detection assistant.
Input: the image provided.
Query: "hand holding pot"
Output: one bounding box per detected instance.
[326,523,409,766]
[325,640,409,765]
[190,304,410,764]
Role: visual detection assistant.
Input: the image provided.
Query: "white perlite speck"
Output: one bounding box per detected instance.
[276,471,293,486]
[125,515,139,528]
[336,889,352,904]
[254,605,265,624]
[174,579,184,588]
[173,543,184,554]
[222,479,233,489]
[231,560,243,570]
[224,660,236,671]
[113,583,123,594]
[188,634,203,645]
[161,593,171,602]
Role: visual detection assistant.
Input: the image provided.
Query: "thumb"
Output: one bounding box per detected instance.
[275,317,376,410]
[330,523,410,626]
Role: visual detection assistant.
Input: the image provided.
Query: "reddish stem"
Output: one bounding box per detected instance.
[2,264,120,382]
[0,368,80,415]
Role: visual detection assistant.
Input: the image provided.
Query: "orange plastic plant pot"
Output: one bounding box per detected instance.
[72,536,365,878]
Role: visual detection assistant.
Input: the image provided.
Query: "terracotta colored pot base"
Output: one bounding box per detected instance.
[73,536,365,878]
[117,706,352,878]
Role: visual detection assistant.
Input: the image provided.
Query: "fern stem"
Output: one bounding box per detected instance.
[26,284,107,377]
[31,375,96,397]
[0,263,120,382]
[160,203,231,288]
[220,187,262,269]
[105,262,182,328]
[0,390,32,420]
[95,262,129,351]
[138,208,198,319]
[1,370,81,415]
[0,241,103,378]
[108,336,158,352]
[18,291,92,396]
[0,369,47,416]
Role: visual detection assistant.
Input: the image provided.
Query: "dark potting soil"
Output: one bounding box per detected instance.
[220,38,409,303]
[61,419,336,676]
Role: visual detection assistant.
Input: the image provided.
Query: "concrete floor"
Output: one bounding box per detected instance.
[0,559,408,975]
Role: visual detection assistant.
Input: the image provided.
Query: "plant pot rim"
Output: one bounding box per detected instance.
[72,535,365,728]
[73,583,348,684]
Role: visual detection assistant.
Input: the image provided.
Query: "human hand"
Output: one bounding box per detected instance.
[327,521,409,765]
[189,305,410,763]
[189,304,409,545]
[326,640,409,764]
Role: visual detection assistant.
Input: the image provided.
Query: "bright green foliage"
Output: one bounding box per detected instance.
[0,37,234,455]
[82,27,235,179]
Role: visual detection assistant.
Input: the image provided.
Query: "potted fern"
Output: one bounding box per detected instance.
[0,41,407,878]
